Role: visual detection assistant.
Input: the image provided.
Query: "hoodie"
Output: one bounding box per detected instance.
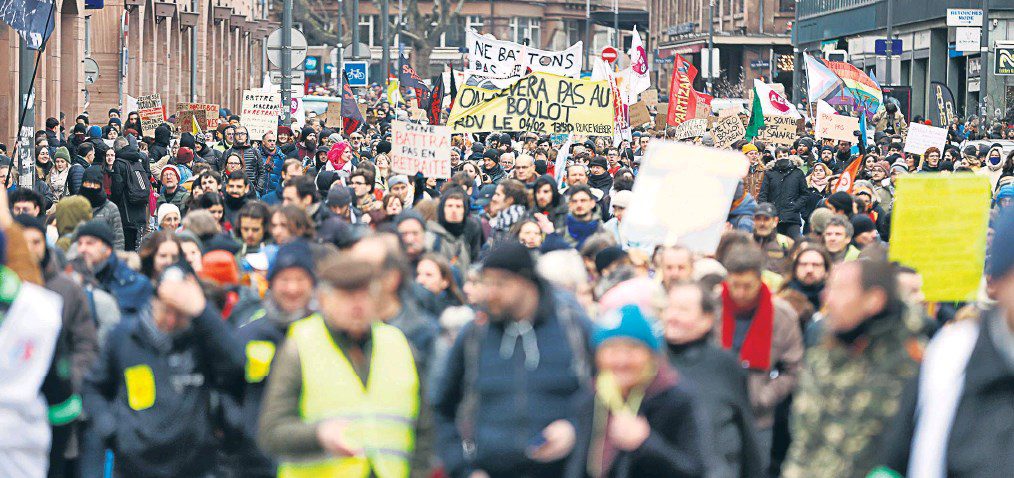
[148,124,172,163]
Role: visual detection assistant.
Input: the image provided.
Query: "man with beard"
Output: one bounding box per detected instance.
[782,246,831,346]
[276,126,296,157]
[587,156,613,195]
[758,151,808,239]
[561,185,605,249]
[81,166,126,250]
[259,132,286,196]
[223,126,265,192]
[433,241,592,478]
[742,143,765,199]
[215,125,236,153]
[223,171,251,229]
[752,203,794,275]
[481,149,506,184]
[295,127,317,163]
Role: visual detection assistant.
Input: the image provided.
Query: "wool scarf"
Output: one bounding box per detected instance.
[720,282,775,371]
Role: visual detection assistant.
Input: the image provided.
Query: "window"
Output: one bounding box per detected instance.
[359,15,380,47]
[566,20,581,46]
[466,15,485,35]
[779,0,795,12]
[441,16,466,48]
[510,17,541,46]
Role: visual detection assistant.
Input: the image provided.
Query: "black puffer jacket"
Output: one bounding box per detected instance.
[111,145,151,227]
[148,124,172,163]
[758,158,809,225]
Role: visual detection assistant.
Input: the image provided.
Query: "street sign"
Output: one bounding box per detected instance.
[83,57,99,84]
[303,56,320,74]
[701,48,719,78]
[266,28,308,68]
[601,46,618,63]
[269,70,306,85]
[955,27,981,53]
[947,9,983,27]
[343,61,369,87]
[874,39,902,56]
[996,46,1014,76]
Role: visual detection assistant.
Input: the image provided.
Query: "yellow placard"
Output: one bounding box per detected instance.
[245,340,277,383]
[124,364,156,411]
[448,71,614,135]
[888,174,991,302]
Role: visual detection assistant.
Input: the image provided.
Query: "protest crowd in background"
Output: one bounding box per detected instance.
[2,23,1014,478]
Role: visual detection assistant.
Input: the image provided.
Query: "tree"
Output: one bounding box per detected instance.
[389,0,467,78]
[291,0,355,47]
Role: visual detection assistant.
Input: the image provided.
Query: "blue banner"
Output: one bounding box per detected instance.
[0,0,56,50]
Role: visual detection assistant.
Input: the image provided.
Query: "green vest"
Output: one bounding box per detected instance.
[278,315,419,478]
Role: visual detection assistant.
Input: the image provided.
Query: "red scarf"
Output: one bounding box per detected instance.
[720,282,775,371]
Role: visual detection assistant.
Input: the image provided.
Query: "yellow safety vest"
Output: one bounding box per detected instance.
[278,315,419,478]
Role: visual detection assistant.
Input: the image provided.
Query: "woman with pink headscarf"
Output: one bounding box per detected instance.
[319,140,355,183]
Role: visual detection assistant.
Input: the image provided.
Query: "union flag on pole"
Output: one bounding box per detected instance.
[666,54,700,126]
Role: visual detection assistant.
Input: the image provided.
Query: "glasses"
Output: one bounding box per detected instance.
[351,180,367,186]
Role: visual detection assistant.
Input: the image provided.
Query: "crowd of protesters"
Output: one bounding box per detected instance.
[0,86,1012,478]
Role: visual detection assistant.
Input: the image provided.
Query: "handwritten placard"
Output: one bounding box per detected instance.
[816,112,860,143]
[756,115,799,146]
[673,118,708,139]
[711,115,746,149]
[629,101,652,127]
[391,120,453,179]
[137,94,165,138]
[903,122,947,155]
[240,89,281,142]
[177,102,219,131]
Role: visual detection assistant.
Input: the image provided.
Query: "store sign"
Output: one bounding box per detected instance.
[946,9,983,27]
[996,46,1014,76]
[665,22,696,36]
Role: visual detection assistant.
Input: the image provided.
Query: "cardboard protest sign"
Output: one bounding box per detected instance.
[889,174,991,301]
[240,89,281,142]
[654,112,668,132]
[628,101,651,127]
[756,115,798,146]
[621,142,749,254]
[673,118,707,139]
[174,109,207,134]
[711,115,746,149]
[642,89,659,108]
[391,120,453,179]
[448,71,614,136]
[465,30,582,84]
[815,112,860,143]
[410,107,428,122]
[137,94,165,138]
[322,105,343,128]
[177,102,219,130]
[903,122,947,155]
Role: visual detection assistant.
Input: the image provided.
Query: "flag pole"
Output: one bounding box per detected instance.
[7,0,58,189]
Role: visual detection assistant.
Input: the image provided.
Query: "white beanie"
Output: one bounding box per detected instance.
[157,203,181,227]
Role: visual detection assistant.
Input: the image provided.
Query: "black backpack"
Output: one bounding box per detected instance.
[117,158,151,205]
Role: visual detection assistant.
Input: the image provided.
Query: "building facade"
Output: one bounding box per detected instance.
[1,0,274,143]
[648,0,795,98]
[793,0,1014,120]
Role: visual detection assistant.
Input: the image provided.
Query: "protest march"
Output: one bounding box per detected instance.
[3,6,1014,478]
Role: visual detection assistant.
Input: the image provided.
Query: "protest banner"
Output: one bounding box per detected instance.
[756,115,799,146]
[903,122,947,155]
[174,109,207,134]
[390,120,453,179]
[889,174,991,301]
[622,142,749,254]
[177,102,219,130]
[465,30,583,84]
[448,71,614,136]
[322,105,343,128]
[667,55,700,126]
[815,112,860,143]
[654,112,668,132]
[410,107,428,121]
[240,89,281,142]
[628,101,651,127]
[673,118,707,139]
[137,94,165,138]
[642,89,659,108]
[711,114,746,149]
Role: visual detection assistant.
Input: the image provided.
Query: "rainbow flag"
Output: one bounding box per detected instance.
[822,59,883,116]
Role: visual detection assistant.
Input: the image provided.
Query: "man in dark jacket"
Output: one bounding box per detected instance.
[68,142,95,195]
[663,282,765,478]
[259,131,286,196]
[111,142,151,250]
[224,125,265,192]
[148,124,172,163]
[81,264,244,478]
[433,241,593,478]
[74,220,152,314]
[219,241,317,477]
[758,156,808,239]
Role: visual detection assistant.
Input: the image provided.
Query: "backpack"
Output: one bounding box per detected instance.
[118,158,152,205]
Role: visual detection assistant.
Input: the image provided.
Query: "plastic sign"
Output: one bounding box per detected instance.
[601,46,618,63]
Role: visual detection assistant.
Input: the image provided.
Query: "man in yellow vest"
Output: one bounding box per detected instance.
[258,254,420,478]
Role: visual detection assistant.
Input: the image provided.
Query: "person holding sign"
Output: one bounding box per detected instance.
[563,304,709,478]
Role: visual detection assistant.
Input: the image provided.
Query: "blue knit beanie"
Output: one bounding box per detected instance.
[268,239,316,283]
[593,304,660,352]
[988,208,1014,280]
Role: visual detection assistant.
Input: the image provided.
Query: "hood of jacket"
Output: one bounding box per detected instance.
[153,124,172,146]
[116,145,146,164]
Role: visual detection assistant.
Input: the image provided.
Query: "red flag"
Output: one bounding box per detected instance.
[341,70,365,135]
[831,155,863,194]
[667,55,699,126]
[423,75,445,125]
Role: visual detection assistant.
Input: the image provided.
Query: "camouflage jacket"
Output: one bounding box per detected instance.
[782,306,923,478]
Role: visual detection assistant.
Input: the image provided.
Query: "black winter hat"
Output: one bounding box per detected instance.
[83,165,105,185]
[269,239,316,283]
[589,156,608,170]
[179,132,196,150]
[471,142,485,153]
[483,149,500,162]
[594,246,628,275]
[74,219,115,248]
[850,214,876,236]
[483,240,537,282]
[13,214,45,236]
[377,140,392,155]
[827,191,854,215]
[300,127,316,142]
